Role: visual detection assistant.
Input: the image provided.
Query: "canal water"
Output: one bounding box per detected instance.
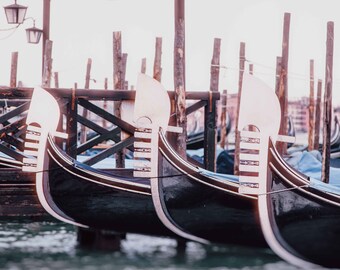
[0,221,303,270]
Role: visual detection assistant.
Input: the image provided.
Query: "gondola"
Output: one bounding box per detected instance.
[22,74,267,247]
[236,74,340,268]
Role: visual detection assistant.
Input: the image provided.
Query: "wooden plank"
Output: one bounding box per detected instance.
[0,87,219,101]
[83,136,134,166]
[322,21,334,184]
[76,128,122,155]
[0,102,30,124]
[78,99,135,134]
[10,52,18,88]
[308,59,315,151]
[234,42,246,175]
[313,79,322,150]
[153,37,162,82]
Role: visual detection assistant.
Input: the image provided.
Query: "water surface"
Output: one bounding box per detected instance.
[0,221,302,270]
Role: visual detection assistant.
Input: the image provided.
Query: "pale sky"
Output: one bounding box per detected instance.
[0,0,340,104]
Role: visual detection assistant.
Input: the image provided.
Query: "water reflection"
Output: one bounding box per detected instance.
[0,221,297,270]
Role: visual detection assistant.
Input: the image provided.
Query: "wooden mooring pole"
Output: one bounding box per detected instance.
[173,0,187,159]
[141,58,147,74]
[42,40,53,88]
[308,59,315,151]
[10,52,18,88]
[113,31,126,168]
[234,41,245,175]
[313,79,322,150]
[220,89,227,149]
[321,21,334,184]
[80,58,92,144]
[153,37,162,82]
[205,37,220,172]
[276,13,290,155]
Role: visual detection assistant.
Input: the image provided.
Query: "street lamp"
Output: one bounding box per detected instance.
[4,0,27,24]
[26,20,43,44]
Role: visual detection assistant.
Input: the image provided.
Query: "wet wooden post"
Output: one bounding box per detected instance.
[173,0,187,159]
[205,37,220,171]
[113,31,125,168]
[54,72,59,88]
[42,40,53,87]
[233,41,245,175]
[153,37,162,82]
[313,79,322,150]
[10,52,18,87]
[322,21,334,184]
[80,58,92,144]
[276,13,290,155]
[220,89,227,149]
[141,58,147,74]
[308,59,315,151]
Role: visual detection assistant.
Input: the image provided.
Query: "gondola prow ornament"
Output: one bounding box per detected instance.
[237,74,294,195]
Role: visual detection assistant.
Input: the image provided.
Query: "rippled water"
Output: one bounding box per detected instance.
[0,221,301,270]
